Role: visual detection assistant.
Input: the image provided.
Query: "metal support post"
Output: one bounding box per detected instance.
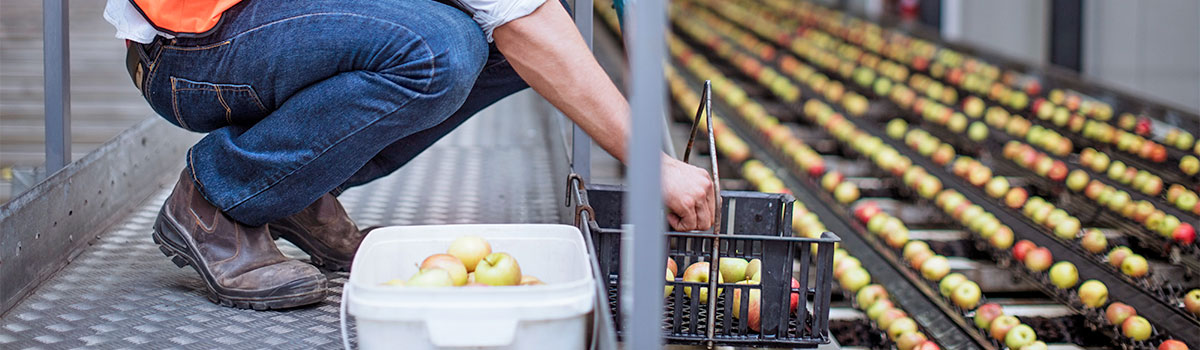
[43,0,71,173]
[622,0,666,348]
[572,0,595,179]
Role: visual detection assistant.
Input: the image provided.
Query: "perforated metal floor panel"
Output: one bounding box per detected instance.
[0,91,563,349]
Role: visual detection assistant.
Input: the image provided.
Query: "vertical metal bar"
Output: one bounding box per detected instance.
[1049,0,1083,71]
[622,0,666,348]
[43,0,71,173]
[572,0,595,180]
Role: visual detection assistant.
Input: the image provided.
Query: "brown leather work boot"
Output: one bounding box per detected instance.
[152,170,328,310]
[268,193,366,272]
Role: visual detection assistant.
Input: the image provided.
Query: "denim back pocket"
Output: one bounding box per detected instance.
[170,77,269,132]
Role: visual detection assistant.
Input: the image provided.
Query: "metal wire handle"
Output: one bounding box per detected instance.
[682,81,725,349]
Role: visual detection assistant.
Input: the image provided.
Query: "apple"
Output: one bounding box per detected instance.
[789,278,801,312]
[668,257,678,276]
[682,262,724,300]
[990,226,1015,249]
[834,182,860,204]
[475,252,522,286]
[1178,192,1199,212]
[421,254,469,286]
[1122,315,1152,341]
[821,171,844,192]
[1182,155,1200,175]
[1108,246,1133,267]
[447,236,492,272]
[1005,324,1037,350]
[887,119,909,139]
[1185,289,1200,315]
[1054,217,1081,240]
[1066,169,1089,192]
[867,299,895,321]
[968,122,988,141]
[887,317,919,341]
[1120,254,1149,278]
[878,308,909,330]
[854,202,883,223]
[885,227,910,249]
[1005,188,1028,209]
[1049,261,1078,289]
[1079,279,1109,308]
[856,284,888,310]
[1175,223,1197,245]
[407,268,454,287]
[745,258,762,281]
[903,241,932,261]
[914,340,941,350]
[731,281,762,331]
[1020,341,1048,350]
[665,269,674,297]
[920,255,951,281]
[1013,240,1036,262]
[985,177,1009,198]
[952,281,982,309]
[989,315,1020,340]
[1024,247,1053,272]
[840,267,872,293]
[1105,302,1136,325]
[1159,340,1189,350]
[835,255,863,279]
[939,273,968,297]
[520,275,544,286]
[968,166,993,187]
[381,279,405,287]
[867,214,889,234]
[898,331,929,350]
[974,303,1004,330]
[1159,215,1182,238]
[719,257,750,282]
[1081,229,1108,253]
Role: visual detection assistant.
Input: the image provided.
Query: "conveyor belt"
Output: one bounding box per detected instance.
[0,91,562,349]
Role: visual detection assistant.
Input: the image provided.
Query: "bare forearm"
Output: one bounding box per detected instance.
[492,0,629,163]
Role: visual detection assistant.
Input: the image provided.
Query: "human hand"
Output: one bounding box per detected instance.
[662,156,716,231]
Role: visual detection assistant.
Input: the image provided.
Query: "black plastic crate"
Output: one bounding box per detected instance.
[578,183,839,347]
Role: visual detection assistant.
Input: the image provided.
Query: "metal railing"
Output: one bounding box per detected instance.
[43,0,71,174]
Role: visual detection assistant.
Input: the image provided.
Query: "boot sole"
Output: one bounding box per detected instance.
[153,209,327,310]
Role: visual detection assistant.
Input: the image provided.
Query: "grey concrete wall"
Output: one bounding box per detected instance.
[1082,0,1200,113]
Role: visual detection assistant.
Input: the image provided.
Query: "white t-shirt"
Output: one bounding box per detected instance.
[103,0,547,44]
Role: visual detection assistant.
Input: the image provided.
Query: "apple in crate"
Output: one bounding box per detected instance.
[1105,302,1136,325]
[914,340,940,350]
[520,275,544,286]
[1079,280,1109,308]
[447,236,492,272]
[1186,289,1200,316]
[952,281,981,309]
[1005,324,1037,350]
[475,252,522,286]
[664,269,674,298]
[1021,341,1048,350]
[682,262,724,300]
[421,254,469,286]
[731,281,761,331]
[719,257,750,282]
[974,303,1004,330]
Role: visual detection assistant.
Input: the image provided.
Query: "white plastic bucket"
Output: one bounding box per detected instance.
[341,224,595,350]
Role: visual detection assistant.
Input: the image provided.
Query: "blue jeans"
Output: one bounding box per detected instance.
[137,0,531,226]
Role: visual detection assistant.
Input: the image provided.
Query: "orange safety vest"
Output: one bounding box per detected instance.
[130,0,243,37]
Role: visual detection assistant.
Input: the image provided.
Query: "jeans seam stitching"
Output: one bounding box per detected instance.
[215,85,233,124]
[170,77,193,130]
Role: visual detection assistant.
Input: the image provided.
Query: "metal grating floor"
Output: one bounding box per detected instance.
[0,91,563,349]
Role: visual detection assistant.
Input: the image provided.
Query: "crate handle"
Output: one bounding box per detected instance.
[684,80,726,348]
